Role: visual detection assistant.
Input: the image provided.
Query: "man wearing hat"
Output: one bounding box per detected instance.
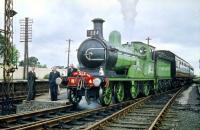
[49,66,61,101]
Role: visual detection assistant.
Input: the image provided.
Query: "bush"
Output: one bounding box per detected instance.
[43,74,49,79]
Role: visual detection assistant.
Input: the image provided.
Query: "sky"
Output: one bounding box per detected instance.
[0,0,200,75]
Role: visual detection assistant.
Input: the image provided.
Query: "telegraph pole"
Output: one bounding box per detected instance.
[66,39,72,68]
[146,37,151,45]
[20,17,33,79]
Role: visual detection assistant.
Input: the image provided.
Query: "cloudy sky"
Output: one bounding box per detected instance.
[0,0,200,75]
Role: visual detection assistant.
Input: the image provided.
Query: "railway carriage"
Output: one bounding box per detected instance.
[63,18,194,106]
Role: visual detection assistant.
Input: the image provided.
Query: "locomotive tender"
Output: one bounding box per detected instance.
[65,18,194,106]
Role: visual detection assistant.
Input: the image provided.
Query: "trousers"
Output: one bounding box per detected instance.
[27,83,36,101]
[49,84,58,101]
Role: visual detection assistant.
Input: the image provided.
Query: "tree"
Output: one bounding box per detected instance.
[0,33,19,65]
[38,64,47,68]
[0,36,3,64]
[11,45,19,65]
[0,34,5,63]
[29,56,39,67]
[19,56,47,68]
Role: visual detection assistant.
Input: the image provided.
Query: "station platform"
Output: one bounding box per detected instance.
[35,87,69,102]
[16,88,69,113]
[176,83,200,105]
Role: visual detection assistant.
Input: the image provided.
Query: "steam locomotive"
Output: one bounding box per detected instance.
[64,18,194,106]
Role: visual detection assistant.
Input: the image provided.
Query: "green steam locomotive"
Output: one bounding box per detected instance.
[65,18,194,106]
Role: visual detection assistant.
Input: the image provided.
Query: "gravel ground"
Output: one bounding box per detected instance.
[160,84,200,130]
[16,100,67,113]
[16,88,102,113]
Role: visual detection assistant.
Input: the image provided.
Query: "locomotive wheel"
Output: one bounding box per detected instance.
[114,82,124,103]
[130,83,139,99]
[143,82,150,96]
[99,86,112,106]
[69,89,82,105]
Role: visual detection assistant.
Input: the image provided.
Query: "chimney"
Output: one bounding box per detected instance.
[92,18,105,39]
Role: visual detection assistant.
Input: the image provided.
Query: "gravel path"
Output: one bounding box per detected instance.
[160,84,200,130]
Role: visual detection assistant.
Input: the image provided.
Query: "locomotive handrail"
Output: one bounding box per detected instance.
[117,49,146,59]
[84,48,105,61]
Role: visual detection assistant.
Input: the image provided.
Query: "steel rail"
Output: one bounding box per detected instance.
[85,96,151,130]
[12,98,146,130]
[84,87,182,130]
[0,104,72,124]
[147,87,184,130]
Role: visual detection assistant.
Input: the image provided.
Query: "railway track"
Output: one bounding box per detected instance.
[0,87,183,130]
[0,103,73,129]
[0,97,150,130]
[85,87,183,130]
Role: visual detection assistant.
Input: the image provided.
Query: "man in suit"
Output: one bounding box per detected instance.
[27,67,37,101]
[49,66,60,101]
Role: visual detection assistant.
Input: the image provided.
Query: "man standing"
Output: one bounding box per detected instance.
[67,64,78,76]
[27,67,37,101]
[49,66,60,101]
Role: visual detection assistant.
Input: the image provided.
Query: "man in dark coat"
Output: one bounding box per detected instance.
[27,67,37,101]
[49,66,60,101]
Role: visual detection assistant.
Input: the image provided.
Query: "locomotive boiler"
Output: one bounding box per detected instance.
[78,18,137,74]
